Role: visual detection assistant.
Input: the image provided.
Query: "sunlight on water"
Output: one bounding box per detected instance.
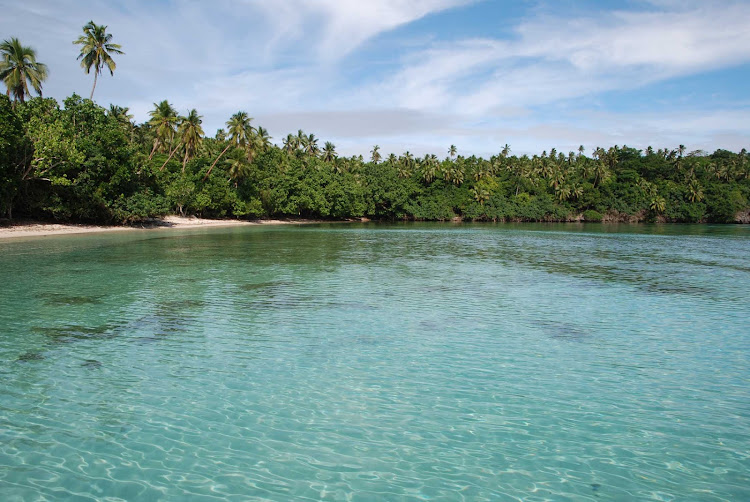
[1,223,749,500]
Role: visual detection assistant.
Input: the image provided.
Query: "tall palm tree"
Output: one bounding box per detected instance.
[322,141,337,162]
[449,145,457,159]
[108,104,133,127]
[226,148,251,187]
[73,21,124,100]
[148,100,179,160]
[370,145,381,164]
[205,111,254,180]
[283,133,297,154]
[421,154,439,183]
[501,144,511,158]
[255,126,272,152]
[0,37,48,103]
[305,133,320,156]
[179,109,204,171]
[297,129,308,151]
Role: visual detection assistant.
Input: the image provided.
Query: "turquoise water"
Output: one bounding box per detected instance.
[1,223,749,501]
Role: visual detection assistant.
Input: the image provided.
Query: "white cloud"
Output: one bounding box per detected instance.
[370,1,750,115]
[0,0,748,156]
[245,0,476,60]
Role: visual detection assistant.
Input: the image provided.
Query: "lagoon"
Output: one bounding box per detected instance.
[1,223,749,500]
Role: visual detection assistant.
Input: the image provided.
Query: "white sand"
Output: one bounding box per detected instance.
[0,216,333,240]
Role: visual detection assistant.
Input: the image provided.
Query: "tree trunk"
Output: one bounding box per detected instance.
[160,145,180,171]
[148,140,159,161]
[204,143,232,181]
[90,71,98,100]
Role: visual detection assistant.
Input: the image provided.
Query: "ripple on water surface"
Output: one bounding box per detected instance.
[1,223,749,500]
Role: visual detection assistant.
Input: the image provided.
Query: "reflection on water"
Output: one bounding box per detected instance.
[1,223,749,500]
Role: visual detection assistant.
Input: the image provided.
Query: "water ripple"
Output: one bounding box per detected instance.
[0,224,749,500]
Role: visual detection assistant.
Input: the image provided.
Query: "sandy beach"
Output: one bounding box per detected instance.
[0,216,334,240]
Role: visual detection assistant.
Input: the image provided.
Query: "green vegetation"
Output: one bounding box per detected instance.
[1,25,748,224]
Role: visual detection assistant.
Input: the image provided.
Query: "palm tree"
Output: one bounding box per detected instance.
[687,181,703,203]
[421,154,439,183]
[297,129,308,152]
[305,133,320,156]
[226,149,251,187]
[73,21,124,100]
[108,104,133,126]
[283,133,297,154]
[255,126,272,153]
[650,196,666,214]
[570,183,584,200]
[555,185,571,202]
[370,145,381,164]
[0,37,48,103]
[449,145,457,160]
[398,151,415,179]
[501,144,511,158]
[470,185,491,205]
[148,100,179,160]
[322,141,337,162]
[179,109,204,171]
[205,111,254,180]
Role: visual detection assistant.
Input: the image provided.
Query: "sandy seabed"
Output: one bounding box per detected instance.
[0,216,332,240]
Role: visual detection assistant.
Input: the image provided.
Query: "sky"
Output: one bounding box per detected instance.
[2,0,750,157]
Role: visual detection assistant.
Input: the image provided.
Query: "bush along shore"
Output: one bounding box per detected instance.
[1,95,748,225]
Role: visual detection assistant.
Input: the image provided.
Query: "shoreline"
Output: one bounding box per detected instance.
[0,216,340,240]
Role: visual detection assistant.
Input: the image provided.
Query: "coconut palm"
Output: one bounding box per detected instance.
[255,126,272,153]
[0,37,48,103]
[108,104,133,127]
[73,21,124,100]
[570,183,584,200]
[501,144,511,158]
[148,100,179,160]
[283,133,297,154]
[297,129,308,152]
[445,164,465,185]
[179,109,204,171]
[370,145,381,164]
[470,185,491,205]
[226,148,252,187]
[650,196,666,213]
[398,151,415,179]
[688,181,703,203]
[322,141,337,162]
[205,111,254,179]
[555,185,571,202]
[421,154,439,182]
[305,134,320,156]
[449,145,457,159]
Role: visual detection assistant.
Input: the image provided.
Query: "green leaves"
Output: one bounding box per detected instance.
[0,37,48,102]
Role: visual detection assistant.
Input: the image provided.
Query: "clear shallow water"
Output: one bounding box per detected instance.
[1,223,749,501]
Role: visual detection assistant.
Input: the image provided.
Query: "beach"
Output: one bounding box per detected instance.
[0,216,330,240]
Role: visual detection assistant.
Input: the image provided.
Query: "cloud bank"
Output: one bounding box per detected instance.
[1,0,748,156]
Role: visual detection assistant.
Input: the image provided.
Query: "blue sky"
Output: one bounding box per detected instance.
[2,0,749,157]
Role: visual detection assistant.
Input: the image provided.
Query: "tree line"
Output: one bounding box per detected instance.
[1,25,748,224]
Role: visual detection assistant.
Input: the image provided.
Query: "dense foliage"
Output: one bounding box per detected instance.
[0,94,748,224]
